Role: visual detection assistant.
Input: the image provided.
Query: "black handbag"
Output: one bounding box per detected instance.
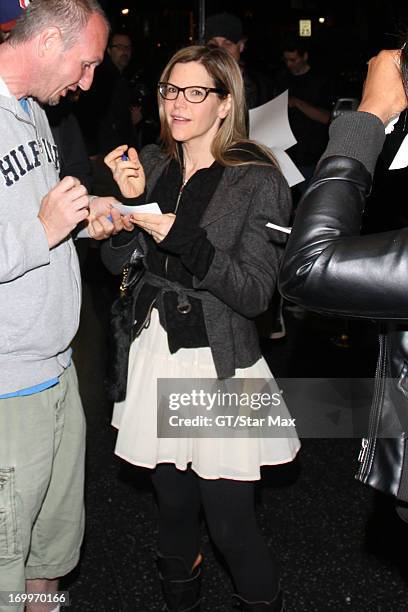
[105,250,145,403]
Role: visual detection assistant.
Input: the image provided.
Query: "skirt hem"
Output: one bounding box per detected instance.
[113,443,301,481]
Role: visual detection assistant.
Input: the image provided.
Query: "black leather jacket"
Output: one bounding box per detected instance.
[279,112,408,502]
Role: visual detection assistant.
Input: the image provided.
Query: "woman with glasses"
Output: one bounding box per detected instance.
[102,44,299,612]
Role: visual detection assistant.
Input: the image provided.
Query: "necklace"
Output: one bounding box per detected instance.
[181,164,187,189]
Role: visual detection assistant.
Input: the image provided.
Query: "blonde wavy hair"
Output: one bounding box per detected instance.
[158,45,277,168]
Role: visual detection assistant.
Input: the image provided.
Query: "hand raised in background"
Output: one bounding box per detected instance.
[358,49,408,126]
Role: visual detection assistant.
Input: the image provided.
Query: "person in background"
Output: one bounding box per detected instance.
[266,36,334,339]
[74,28,136,284]
[0,0,29,31]
[46,98,93,191]
[107,30,133,76]
[108,35,159,151]
[75,29,134,161]
[206,12,285,341]
[273,35,333,197]
[205,12,273,112]
[128,75,160,151]
[102,44,300,611]
[0,2,131,611]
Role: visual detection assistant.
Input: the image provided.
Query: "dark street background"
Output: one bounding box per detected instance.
[101,0,408,101]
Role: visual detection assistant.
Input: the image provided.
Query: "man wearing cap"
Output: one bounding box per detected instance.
[0,0,30,32]
[0,2,131,611]
[205,12,273,111]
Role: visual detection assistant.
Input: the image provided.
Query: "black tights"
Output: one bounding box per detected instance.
[151,463,279,602]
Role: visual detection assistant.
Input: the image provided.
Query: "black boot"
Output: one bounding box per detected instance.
[157,552,202,612]
[231,589,284,612]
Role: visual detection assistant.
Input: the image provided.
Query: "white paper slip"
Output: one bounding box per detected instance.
[112,201,162,215]
[75,201,163,238]
[249,91,297,150]
[248,91,305,188]
[272,149,305,188]
[266,222,292,234]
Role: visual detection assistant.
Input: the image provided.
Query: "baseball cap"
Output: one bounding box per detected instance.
[205,12,243,44]
[0,0,31,32]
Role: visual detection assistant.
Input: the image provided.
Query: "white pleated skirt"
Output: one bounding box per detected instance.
[112,309,301,480]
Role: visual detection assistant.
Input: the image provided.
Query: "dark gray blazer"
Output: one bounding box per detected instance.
[102,144,292,378]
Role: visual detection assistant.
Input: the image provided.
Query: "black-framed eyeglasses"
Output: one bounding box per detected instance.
[158,82,228,104]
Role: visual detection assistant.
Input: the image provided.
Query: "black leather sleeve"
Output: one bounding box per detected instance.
[279,153,408,320]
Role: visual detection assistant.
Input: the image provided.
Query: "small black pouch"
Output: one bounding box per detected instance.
[105,250,144,402]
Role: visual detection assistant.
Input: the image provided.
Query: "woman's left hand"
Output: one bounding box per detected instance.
[131,212,176,243]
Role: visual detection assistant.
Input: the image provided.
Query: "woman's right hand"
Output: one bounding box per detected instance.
[104,145,146,198]
[358,49,408,126]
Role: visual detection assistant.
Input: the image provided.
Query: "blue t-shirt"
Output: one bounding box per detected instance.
[0,378,59,399]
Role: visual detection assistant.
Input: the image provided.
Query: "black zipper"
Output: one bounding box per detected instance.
[134,180,185,335]
[164,177,187,277]
[151,171,188,325]
[356,333,387,481]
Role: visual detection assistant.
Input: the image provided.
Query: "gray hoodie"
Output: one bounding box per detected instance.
[0,77,81,394]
